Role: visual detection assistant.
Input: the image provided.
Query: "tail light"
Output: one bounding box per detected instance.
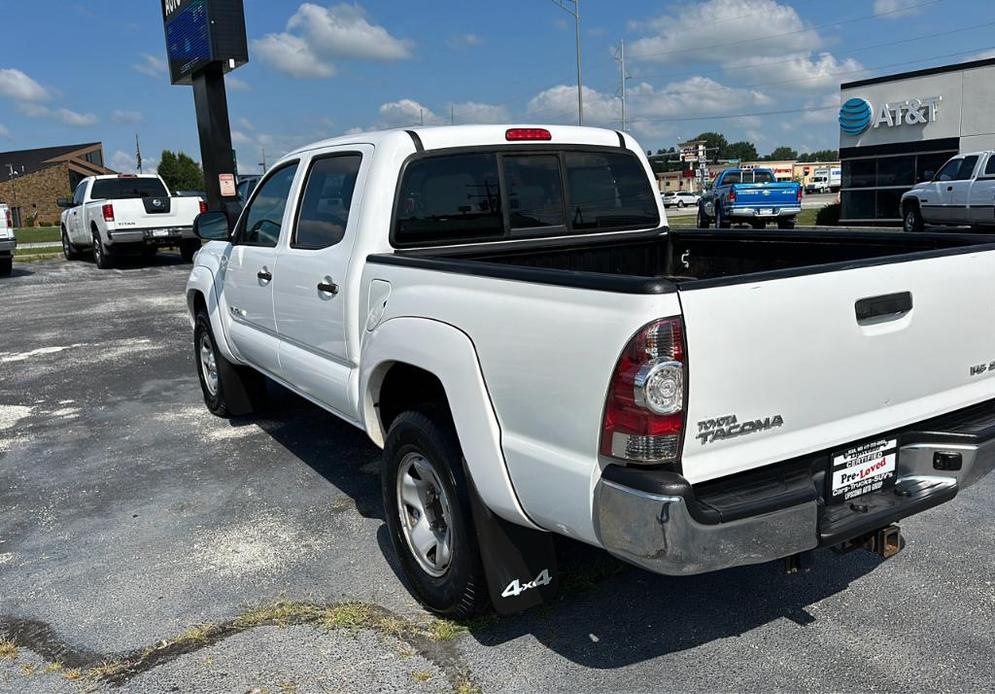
[728,188,736,203]
[506,128,552,141]
[4,209,11,229]
[601,317,687,467]
[796,187,803,202]
[102,204,115,222]
[199,200,208,214]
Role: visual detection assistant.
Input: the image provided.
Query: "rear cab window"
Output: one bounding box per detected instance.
[393,147,659,246]
[90,178,168,200]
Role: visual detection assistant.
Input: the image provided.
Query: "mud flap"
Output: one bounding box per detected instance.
[464,467,559,614]
[215,356,262,416]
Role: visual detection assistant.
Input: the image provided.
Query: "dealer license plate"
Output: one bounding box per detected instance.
[828,439,897,504]
[758,208,774,216]
[152,229,171,238]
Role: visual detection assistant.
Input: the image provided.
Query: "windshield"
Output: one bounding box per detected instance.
[90,178,169,200]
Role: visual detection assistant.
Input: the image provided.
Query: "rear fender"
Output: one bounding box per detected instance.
[360,316,538,530]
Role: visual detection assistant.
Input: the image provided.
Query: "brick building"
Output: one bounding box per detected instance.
[0,143,114,227]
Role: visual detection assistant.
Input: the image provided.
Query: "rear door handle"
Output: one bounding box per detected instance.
[257,269,272,282]
[855,292,912,322]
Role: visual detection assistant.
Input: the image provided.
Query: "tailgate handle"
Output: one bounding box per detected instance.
[855,292,912,322]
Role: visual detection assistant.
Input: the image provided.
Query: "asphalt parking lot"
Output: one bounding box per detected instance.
[2,256,994,693]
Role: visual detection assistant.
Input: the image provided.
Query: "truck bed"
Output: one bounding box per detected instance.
[392,229,995,290]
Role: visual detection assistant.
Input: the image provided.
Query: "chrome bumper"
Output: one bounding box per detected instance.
[0,239,15,253]
[729,206,801,218]
[106,227,194,245]
[593,437,995,577]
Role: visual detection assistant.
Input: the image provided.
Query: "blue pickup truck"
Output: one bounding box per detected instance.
[697,168,802,229]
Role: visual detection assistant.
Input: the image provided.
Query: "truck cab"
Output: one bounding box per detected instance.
[901,151,995,232]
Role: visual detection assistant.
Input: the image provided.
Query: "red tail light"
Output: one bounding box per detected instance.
[199,200,208,214]
[102,204,115,222]
[4,209,11,229]
[601,317,687,466]
[728,188,736,203]
[796,187,803,202]
[506,128,552,141]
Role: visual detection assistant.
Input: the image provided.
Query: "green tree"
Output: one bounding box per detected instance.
[724,141,758,162]
[797,149,839,162]
[766,146,798,161]
[157,149,205,193]
[692,132,729,162]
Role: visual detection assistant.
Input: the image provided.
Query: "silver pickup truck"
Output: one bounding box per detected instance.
[901,150,995,232]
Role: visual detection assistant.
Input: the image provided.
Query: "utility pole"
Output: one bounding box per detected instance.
[259,148,267,174]
[419,108,425,126]
[614,39,630,132]
[551,0,583,125]
[135,134,143,174]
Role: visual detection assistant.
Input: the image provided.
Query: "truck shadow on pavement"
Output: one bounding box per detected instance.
[243,384,887,669]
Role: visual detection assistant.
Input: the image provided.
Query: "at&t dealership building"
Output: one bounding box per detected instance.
[838,57,995,223]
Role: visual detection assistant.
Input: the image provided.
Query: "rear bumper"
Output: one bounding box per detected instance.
[0,239,14,254]
[106,227,194,245]
[728,206,801,219]
[593,401,995,576]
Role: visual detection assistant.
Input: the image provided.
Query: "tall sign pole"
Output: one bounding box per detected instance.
[161,0,248,211]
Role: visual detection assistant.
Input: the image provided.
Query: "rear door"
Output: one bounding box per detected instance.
[969,154,995,227]
[677,248,995,484]
[948,155,980,225]
[273,146,369,418]
[223,161,300,375]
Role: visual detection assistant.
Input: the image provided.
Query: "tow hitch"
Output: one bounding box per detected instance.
[832,524,905,559]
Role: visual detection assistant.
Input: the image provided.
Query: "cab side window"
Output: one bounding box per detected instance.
[72,182,87,206]
[236,163,299,247]
[293,154,362,250]
[955,156,979,181]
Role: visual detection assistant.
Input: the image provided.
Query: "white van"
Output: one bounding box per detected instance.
[0,203,14,276]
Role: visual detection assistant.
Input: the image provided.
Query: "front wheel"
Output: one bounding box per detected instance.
[62,227,82,261]
[696,207,710,229]
[382,410,486,618]
[903,205,924,233]
[194,310,267,417]
[677,200,685,209]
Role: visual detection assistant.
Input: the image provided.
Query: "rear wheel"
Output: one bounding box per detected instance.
[61,227,82,261]
[716,205,731,229]
[903,205,925,233]
[777,218,796,230]
[0,257,11,276]
[382,410,486,618]
[91,229,113,269]
[677,200,686,208]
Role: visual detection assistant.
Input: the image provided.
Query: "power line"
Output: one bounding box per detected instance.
[626,104,839,125]
[630,18,995,85]
[631,0,943,60]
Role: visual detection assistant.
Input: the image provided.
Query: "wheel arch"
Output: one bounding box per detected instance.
[185,267,238,364]
[361,317,539,529]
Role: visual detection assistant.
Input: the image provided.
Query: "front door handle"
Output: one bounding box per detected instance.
[947,186,954,191]
[257,268,272,283]
[317,279,339,295]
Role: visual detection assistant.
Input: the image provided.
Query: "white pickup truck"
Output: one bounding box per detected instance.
[186,125,995,617]
[0,203,13,276]
[901,151,995,232]
[59,174,205,268]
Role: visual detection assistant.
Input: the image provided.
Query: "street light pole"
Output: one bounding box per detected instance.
[551,0,583,126]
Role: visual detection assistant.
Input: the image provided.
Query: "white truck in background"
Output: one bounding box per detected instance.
[901,151,995,232]
[186,125,995,618]
[59,174,205,268]
[805,166,842,194]
[0,203,13,276]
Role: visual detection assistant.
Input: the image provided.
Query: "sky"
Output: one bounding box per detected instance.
[0,0,992,174]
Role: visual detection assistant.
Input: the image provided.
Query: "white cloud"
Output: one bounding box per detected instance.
[724,52,865,91]
[377,99,444,127]
[527,85,619,126]
[237,117,255,131]
[0,123,9,138]
[448,33,481,49]
[227,76,252,92]
[254,2,412,78]
[874,0,924,17]
[798,93,841,123]
[110,150,157,175]
[0,68,51,102]
[112,110,143,124]
[629,0,819,65]
[252,33,336,79]
[451,101,509,124]
[133,53,167,78]
[17,103,98,126]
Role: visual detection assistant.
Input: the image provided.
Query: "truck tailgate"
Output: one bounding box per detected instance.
[109,198,199,228]
[731,183,797,206]
[678,248,995,484]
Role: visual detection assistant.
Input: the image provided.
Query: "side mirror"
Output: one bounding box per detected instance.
[57,197,73,209]
[194,211,231,241]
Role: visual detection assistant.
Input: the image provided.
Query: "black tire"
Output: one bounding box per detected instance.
[696,207,710,229]
[677,200,685,209]
[751,220,767,230]
[716,205,731,229]
[91,229,113,269]
[61,226,82,261]
[142,246,158,261]
[180,239,201,263]
[777,218,796,230]
[0,257,11,277]
[382,410,486,619]
[195,310,230,417]
[903,204,924,233]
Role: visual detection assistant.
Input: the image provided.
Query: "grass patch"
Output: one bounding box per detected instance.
[13,227,60,244]
[454,676,482,694]
[412,670,433,682]
[0,639,17,660]
[427,619,468,642]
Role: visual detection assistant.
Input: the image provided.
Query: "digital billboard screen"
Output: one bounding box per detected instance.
[162,0,248,85]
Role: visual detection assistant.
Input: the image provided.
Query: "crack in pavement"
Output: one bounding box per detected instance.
[1,601,480,693]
